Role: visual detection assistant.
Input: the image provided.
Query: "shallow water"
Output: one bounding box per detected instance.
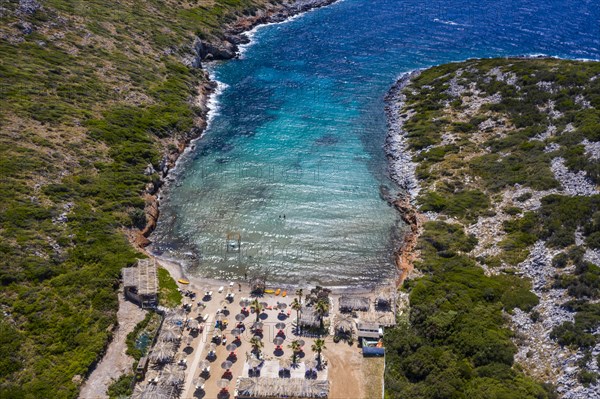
[150,0,600,288]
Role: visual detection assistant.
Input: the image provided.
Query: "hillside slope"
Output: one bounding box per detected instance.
[0,0,334,397]
[384,58,600,398]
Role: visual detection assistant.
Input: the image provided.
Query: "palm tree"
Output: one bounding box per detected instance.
[312,338,326,367]
[289,339,302,363]
[250,298,263,322]
[291,298,302,332]
[249,336,263,355]
[314,299,329,330]
[295,288,303,302]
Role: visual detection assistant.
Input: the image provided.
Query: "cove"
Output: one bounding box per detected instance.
[150,0,600,288]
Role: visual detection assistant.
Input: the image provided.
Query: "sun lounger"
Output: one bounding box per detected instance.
[218,286,224,293]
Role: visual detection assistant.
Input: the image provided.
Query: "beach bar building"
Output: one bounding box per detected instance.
[338,296,370,312]
[356,322,382,340]
[235,377,329,399]
[122,258,158,308]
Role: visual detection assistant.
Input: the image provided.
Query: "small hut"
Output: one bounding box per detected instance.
[338,296,370,312]
[122,258,158,308]
[298,308,320,329]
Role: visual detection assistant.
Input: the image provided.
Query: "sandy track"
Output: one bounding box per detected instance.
[79,291,146,399]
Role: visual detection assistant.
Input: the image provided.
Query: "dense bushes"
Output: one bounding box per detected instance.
[419,190,490,223]
[385,220,544,398]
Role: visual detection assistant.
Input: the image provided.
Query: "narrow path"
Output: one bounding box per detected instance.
[79,291,146,399]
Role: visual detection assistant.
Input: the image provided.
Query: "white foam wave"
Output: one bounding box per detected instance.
[433,18,463,26]
[205,70,229,129]
[237,1,340,57]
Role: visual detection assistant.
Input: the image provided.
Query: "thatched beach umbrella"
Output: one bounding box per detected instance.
[305,359,317,371]
[149,342,174,363]
[165,309,186,324]
[217,378,230,389]
[236,378,256,394]
[131,384,168,399]
[239,298,250,308]
[335,315,354,333]
[188,318,200,330]
[273,337,284,346]
[198,360,210,372]
[162,364,185,386]
[297,339,305,348]
[231,328,241,338]
[252,321,263,330]
[226,343,237,353]
[235,313,246,322]
[260,301,268,309]
[193,377,206,389]
[163,322,181,332]
[277,302,287,311]
[215,313,226,322]
[130,384,147,399]
[160,328,180,342]
[275,322,286,331]
[221,360,233,371]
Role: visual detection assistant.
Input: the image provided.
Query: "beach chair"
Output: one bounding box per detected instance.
[218,286,224,293]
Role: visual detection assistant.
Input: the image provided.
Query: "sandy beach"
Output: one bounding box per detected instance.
[103,254,393,399]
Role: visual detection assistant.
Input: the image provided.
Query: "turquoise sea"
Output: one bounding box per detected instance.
[151,0,600,288]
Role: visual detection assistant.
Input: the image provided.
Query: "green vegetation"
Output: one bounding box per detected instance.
[0,0,285,397]
[157,268,183,307]
[386,221,544,397]
[419,190,490,223]
[125,311,160,361]
[385,57,600,397]
[106,374,134,399]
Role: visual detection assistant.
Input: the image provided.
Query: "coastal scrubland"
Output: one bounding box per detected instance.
[385,58,600,398]
[0,1,290,397]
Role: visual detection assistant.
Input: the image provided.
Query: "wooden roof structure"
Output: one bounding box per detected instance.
[235,377,329,398]
[122,258,158,296]
[338,296,370,312]
[298,308,320,328]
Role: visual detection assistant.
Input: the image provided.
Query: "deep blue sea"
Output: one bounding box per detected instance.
[151,0,600,288]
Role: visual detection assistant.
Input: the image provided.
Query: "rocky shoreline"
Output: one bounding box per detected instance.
[131,0,339,250]
[384,71,424,286]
